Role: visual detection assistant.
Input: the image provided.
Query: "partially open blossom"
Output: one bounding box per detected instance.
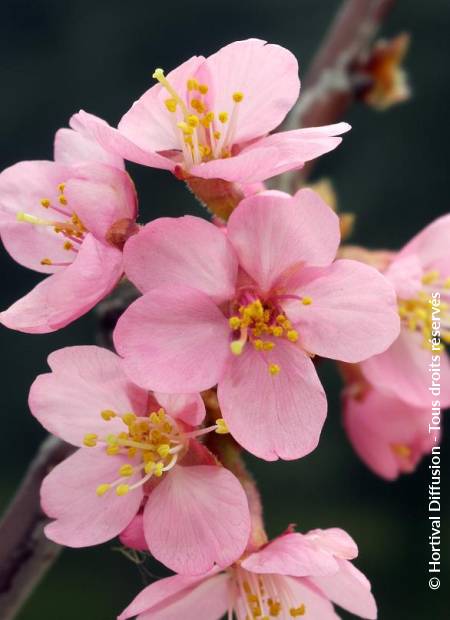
[30,346,250,574]
[361,214,450,407]
[114,189,400,461]
[0,121,138,333]
[70,39,350,188]
[342,365,438,480]
[118,526,377,620]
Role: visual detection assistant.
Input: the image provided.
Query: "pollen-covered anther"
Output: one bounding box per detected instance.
[116,484,130,496]
[302,296,313,305]
[96,483,111,497]
[40,198,51,208]
[101,409,117,421]
[165,98,177,113]
[218,111,229,123]
[269,364,281,376]
[290,604,306,617]
[232,91,244,102]
[83,433,98,447]
[215,418,229,434]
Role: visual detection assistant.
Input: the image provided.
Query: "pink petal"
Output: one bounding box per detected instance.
[0,234,123,333]
[41,448,142,547]
[123,216,238,304]
[361,328,450,407]
[241,532,339,577]
[64,162,137,242]
[0,160,74,273]
[70,111,175,170]
[384,253,423,299]
[29,345,148,446]
[283,259,400,362]
[54,127,125,169]
[218,340,327,460]
[310,559,377,619]
[189,146,281,183]
[118,572,228,620]
[399,213,450,274]
[153,392,206,427]
[240,122,351,179]
[119,514,148,551]
[343,385,435,480]
[143,465,250,575]
[205,39,299,144]
[118,55,206,152]
[114,285,230,392]
[305,528,358,560]
[226,189,340,294]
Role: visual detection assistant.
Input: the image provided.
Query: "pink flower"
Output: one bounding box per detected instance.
[0,119,137,333]
[114,189,400,461]
[30,345,251,575]
[343,381,438,480]
[361,214,450,407]
[70,39,350,185]
[118,526,377,620]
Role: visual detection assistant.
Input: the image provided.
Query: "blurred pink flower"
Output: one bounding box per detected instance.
[361,214,450,407]
[343,382,438,480]
[30,346,250,575]
[70,39,350,185]
[0,120,138,333]
[118,526,377,620]
[114,189,400,461]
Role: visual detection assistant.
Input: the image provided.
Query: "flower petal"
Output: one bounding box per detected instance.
[205,38,300,143]
[29,345,148,446]
[305,528,358,561]
[240,122,351,179]
[119,514,148,551]
[54,127,125,169]
[143,465,250,575]
[189,146,281,183]
[70,111,175,170]
[310,559,377,619]
[0,234,123,333]
[241,532,339,577]
[118,55,206,152]
[0,160,74,273]
[114,285,230,392]
[399,213,450,275]
[361,328,450,407]
[153,392,206,427]
[118,572,228,620]
[282,577,341,619]
[42,448,142,547]
[64,163,137,242]
[218,340,327,460]
[227,189,340,294]
[123,216,237,304]
[283,259,400,362]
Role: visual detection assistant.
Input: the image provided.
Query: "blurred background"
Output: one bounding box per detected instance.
[0,0,448,618]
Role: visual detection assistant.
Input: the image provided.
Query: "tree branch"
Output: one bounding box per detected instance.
[280,0,396,190]
[0,436,73,620]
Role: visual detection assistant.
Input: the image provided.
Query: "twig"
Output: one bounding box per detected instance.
[0,436,73,620]
[279,0,396,190]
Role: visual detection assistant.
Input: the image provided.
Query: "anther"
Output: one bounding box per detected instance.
[83,433,98,447]
[215,418,229,434]
[58,195,68,205]
[40,198,51,208]
[101,410,117,421]
[218,112,229,123]
[287,330,299,342]
[165,98,177,113]
[40,258,53,266]
[302,296,313,305]
[116,484,130,496]
[119,464,134,477]
[96,484,111,497]
[232,91,244,102]
[269,364,281,376]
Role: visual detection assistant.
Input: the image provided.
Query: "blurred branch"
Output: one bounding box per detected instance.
[0,281,137,619]
[0,436,73,620]
[280,0,397,190]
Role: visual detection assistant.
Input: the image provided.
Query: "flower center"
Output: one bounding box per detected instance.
[398,270,450,350]
[152,68,244,169]
[231,566,306,619]
[83,408,229,497]
[228,297,312,375]
[16,182,86,267]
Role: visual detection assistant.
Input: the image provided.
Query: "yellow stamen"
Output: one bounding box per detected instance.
[96,484,111,497]
[215,418,229,434]
[101,409,117,421]
[153,68,189,116]
[63,241,73,251]
[164,98,177,113]
[218,111,229,123]
[40,198,51,208]
[119,464,134,477]
[230,340,245,355]
[122,413,137,426]
[199,84,208,94]
[116,484,130,496]
[58,195,68,205]
[83,433,98,447]
[269,364,281,375]
[157,444,170,458]
[40,258,52,266]
[302,296,313,305]
[287,330,299,342]
[154,462,164,477]
[232,91,244,102]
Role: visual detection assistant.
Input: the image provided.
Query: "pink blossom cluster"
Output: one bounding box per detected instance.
[0,38,447,619]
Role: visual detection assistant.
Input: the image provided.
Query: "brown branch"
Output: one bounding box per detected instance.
[280,0,396,190]
[0,436,73,620]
